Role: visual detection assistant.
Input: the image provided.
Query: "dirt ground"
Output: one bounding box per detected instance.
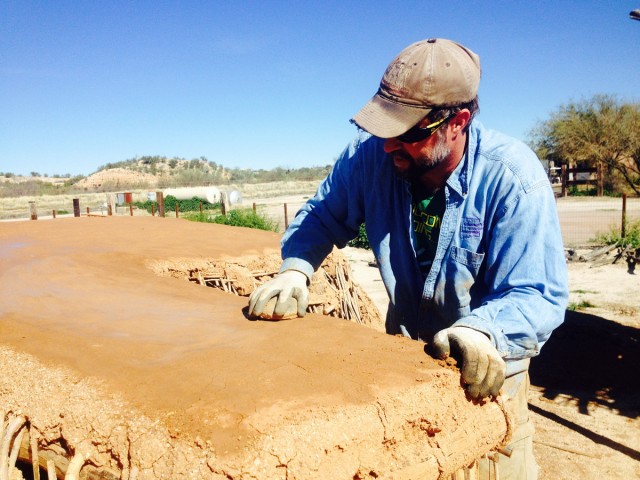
[344,247,640,480]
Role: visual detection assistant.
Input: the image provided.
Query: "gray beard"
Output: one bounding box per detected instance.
[394,130,451,181]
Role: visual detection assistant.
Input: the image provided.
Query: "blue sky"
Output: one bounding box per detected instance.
[1,1,639,176]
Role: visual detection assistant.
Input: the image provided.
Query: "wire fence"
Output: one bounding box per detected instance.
[6,194,640,250]
[556,196,640,247]
[256,195,640,248]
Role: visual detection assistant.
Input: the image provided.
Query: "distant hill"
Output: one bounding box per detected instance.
[0,156,333,197]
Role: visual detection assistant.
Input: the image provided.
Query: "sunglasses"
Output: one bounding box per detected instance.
[397,113,454,144]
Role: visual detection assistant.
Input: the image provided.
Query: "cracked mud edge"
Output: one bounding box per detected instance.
[1,344,509,480]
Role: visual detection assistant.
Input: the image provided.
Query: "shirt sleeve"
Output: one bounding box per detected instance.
[280,137,367,280]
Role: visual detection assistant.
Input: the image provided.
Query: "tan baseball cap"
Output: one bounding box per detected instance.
[352,38,481,138]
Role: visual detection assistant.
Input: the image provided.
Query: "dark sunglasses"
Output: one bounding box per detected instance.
[397,113,454,144]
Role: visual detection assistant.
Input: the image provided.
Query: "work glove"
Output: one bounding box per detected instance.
[432,326,506,399]
[248,270,309,319]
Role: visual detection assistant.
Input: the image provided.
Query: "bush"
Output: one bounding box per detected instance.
[594,220,640,248]
[184,208,279,232]
[347,223,370,249]
[133,195,219,214]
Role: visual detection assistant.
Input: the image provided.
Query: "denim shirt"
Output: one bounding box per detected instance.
[281,120,568,371]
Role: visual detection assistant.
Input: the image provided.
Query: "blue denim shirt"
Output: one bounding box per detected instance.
[281,120,568,371]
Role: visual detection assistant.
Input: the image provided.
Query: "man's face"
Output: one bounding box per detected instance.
[383,123,452,182]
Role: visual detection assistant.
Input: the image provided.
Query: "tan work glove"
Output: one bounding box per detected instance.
[248,270,309,319]
[432,326,506,399]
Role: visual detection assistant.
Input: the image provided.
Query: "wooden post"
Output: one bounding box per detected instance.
[284,203,289,229]
[129,204,133,216]
[107,194,115,215]
[175,203,179,218]
[622,193,627,240]
[29,201,37,220]
[151,204,155,216]
[561,165,567,197]
[86,207,90,216]
[596,162,604,197]
[253,202,257,214]
[73,199,80,217]
[52,209,56,219]
[156,192,165,218]
[221,193,227,216]
[199,202,203,213]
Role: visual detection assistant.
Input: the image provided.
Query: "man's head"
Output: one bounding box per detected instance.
[352,38,481,138]
[352,38,480,185]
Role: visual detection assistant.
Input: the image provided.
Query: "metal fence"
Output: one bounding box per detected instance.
[556,196,640,247]
[7,194,640,250]
[255,195,640,248]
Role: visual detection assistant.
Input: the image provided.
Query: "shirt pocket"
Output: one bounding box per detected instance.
[438,246,485,313]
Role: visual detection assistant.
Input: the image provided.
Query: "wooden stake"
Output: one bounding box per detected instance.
[622,193,627,239]
[46,460,56,480]
[29,426,40,480]
[284,203,289,229]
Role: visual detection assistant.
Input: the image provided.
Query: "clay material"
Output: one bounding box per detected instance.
[0,217,509,479]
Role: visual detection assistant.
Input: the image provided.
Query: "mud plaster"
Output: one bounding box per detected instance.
[0,217,508,479]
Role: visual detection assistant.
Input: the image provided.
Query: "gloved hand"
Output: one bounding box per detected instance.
[432,326,506,399]
[248,270,309,319]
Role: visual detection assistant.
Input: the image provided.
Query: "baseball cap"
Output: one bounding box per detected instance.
[352,38,481,138]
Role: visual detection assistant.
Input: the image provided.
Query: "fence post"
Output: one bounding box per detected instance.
[561,165,567,197]
[151,204,155,216]
[156,192,165,218]
[107,194,115,216]
[199,202,203,213]
[73,199,80,217]
[284,203,289,229]
[221,192,227,216]
[175,203,179,218]
[621,193,627,240]
[253,202,256,214]
[596,162,604,197]
[129,204,133,216]
[29,201,37,220]
[86,207,90,216]
[52,209,56,219]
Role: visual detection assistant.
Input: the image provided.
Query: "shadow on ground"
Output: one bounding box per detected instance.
[529,310,640,419]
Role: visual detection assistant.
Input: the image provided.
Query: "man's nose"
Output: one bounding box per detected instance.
[384,137,402,153]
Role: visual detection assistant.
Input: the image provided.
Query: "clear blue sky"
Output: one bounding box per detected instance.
[1,1,639,176]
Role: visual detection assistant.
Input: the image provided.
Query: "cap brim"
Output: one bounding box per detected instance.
[351,94,431,138]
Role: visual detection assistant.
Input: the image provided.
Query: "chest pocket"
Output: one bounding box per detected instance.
[434,246,485,320]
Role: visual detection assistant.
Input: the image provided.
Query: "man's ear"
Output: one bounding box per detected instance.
[450,109,471,134]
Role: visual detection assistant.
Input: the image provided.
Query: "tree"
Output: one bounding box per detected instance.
[528,94,640,195]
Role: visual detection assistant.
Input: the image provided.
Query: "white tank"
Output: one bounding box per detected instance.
[163,187,221,204]
[227,190,243,205]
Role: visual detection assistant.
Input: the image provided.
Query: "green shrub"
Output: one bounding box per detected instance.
[348,223,370,250]
[134,195,219,214]
[594,220,640,248]
[184,208,279,232]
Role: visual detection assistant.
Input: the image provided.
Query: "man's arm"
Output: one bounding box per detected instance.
[248,136,368,318]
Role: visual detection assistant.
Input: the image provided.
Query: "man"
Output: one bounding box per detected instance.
[248,38,568,479]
